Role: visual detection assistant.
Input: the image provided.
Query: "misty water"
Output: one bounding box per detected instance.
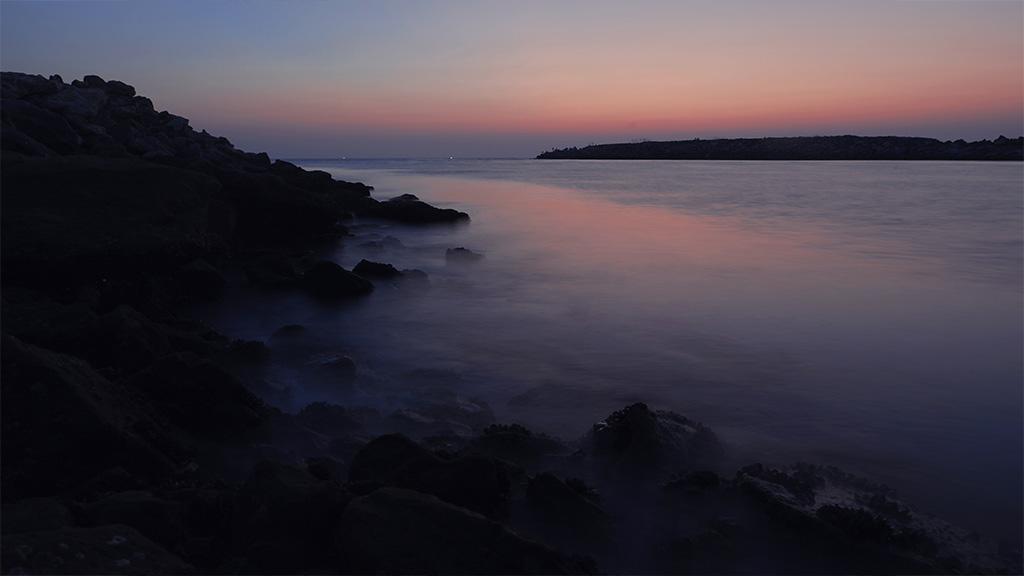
[196,159,1023,542]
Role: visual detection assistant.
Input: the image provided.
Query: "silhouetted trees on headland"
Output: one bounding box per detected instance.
[537,135,1023,160]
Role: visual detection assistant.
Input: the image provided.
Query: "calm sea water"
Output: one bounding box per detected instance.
[206,159,1024,542]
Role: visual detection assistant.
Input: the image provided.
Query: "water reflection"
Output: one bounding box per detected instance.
[198,161,1022,542]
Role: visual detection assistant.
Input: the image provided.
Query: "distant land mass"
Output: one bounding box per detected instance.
[537,135,1023,161]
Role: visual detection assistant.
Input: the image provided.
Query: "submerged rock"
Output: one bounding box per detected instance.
[370,193,470,224]
[446,246,484,263]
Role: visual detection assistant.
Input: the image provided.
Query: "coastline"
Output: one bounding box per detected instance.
[537,136,1024,161]
[2,73,1021,574]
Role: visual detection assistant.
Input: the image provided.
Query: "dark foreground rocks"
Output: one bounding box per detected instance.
[336,487,588,574]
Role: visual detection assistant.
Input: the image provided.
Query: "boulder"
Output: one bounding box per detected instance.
[301,260,373,299]
[334,487,586,574]
[1,335,180,499]
[94,305,173,375]
[125,353,269,443]
[583,403,723,475]
[1,497,73,534]
[446,246,484,263]
[1,98,81,154]
[470,423,566,467]
[230,461,351,573]
[1,72,62,99]
[0,524,192,575]
[296,402,377,438]
[84,490,184,549]
[177,259,225,302]
[370,194,470,224]
[349,434,511,518]
[352,259,402,279]
[37,86,108,118]
[526,473,608,539]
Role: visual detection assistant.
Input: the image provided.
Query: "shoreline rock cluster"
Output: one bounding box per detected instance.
[2,73,1020,574]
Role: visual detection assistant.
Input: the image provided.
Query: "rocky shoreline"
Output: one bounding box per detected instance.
[1,73,1020,574]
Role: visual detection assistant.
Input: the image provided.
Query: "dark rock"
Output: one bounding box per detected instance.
[105,80,136,97]
[296,402,376,438]
[305,456,344,481]
[1,287,101,358]
[388,393,496,438]
[1,335,180,499]
[301,260,373,299]
[334,487,587,574]
[1,498,73,534]
[371,194,470,224]
[242,251,302,286]
[664,470,722,492]
[225,339,271,364]
[1,154,220,302]
[230,461,351,573]
[308,352,357,379]
[349,434,511,518]
[400,268,430,284]
[527,473,607,530]
[584,403,723,475]
[1,72,61,99]
[79,74,107,88]
[1,98,81,154]
[357,234,404,251]
[352,258,402,279]
[446,246,484,263]
[471,423,566,467]
[726,462,1017,574]
[78,467,146,498]
[84,491,183,549]
[94,305,173,375]
[177,259,225,302]
[125,353,269,443]
[38,86,108,118]
[0,524,193,575]
[270,324,306,340]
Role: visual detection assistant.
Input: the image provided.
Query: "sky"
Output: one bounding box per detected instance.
[2,0,1022,158]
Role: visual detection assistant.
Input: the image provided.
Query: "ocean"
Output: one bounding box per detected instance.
[198,158,1023,542]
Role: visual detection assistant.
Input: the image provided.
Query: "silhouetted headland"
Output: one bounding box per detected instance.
[1,73,1020,574]
[537,135,1024,160]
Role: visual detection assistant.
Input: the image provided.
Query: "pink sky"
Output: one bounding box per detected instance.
[3,0,1022,156]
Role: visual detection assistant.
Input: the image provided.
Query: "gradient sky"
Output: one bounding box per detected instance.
[2,0,1022,157]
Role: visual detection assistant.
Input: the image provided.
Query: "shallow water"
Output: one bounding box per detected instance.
[201,159,1023,542]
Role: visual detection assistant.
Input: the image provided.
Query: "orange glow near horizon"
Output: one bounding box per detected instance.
[5,0,1020,154]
